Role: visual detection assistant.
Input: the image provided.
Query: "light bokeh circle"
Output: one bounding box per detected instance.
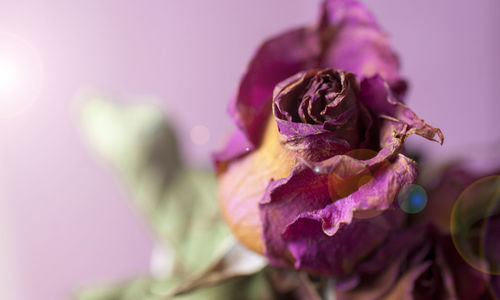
[190,125,210,145]
[451,175,500,276]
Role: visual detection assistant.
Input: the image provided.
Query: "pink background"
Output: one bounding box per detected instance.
[0,1,498,299]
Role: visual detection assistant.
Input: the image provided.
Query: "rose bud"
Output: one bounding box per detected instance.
[215,67,443,277]
[214,0,406,255]
[219,0,405,158]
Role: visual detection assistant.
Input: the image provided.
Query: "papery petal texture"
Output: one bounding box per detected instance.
[259,154,416,276]
[272,69,363,161]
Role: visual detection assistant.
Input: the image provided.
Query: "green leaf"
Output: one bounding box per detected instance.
[78,96,266,299]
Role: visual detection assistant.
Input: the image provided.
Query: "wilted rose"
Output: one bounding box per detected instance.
[214,0,443,277]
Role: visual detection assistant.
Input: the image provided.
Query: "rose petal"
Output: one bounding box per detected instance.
[275,118,352,162]
[334,226,431,300]
[284,210,404,277]
[259,154,416,276]
[335,259,402,300]
[217,117,296,254]
[229,28,320,146]
[359,76,444,149]
[321,0,378,27]
[286,154,417,236]
[320,0,400,83]
[322,26,400,84]
[384,262,433,300]
[212,128,254,174]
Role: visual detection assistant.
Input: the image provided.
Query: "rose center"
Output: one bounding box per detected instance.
[298,71,344,124]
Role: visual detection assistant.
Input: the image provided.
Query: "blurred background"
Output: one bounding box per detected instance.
[0,0,498,299]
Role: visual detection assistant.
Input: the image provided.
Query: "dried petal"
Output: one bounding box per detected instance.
[259,155,415,276]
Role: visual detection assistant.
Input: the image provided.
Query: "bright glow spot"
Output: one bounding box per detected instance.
[0,33,43,117]
[0,58,21,92]
[190,125,210,145]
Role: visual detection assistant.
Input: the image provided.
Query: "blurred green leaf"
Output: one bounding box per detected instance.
[78,96,266,299]
[77,270,274,300]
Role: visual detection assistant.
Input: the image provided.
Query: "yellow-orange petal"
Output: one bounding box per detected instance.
[217,116,296,254]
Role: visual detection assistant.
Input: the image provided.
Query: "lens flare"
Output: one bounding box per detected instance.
[451,175,500,276]
[313,166,322,173]
[0,58,21,92]
[397,184,427,214]
[0,32,43,117]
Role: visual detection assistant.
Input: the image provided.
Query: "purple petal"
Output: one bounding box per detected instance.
[320,0,400,83]
[322,27,400,83]
[287,155,417,235]
[336,259,402,300]
[384,262,433,299]
[359,76,444,149]
[229,28,320,146]
[359,75,397,116]
[321,0,378,27]
[275,118,352,162]
[212,128,254,173]
[259,154,416,276]
[356,225,428,274]
[284,210,404,277]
